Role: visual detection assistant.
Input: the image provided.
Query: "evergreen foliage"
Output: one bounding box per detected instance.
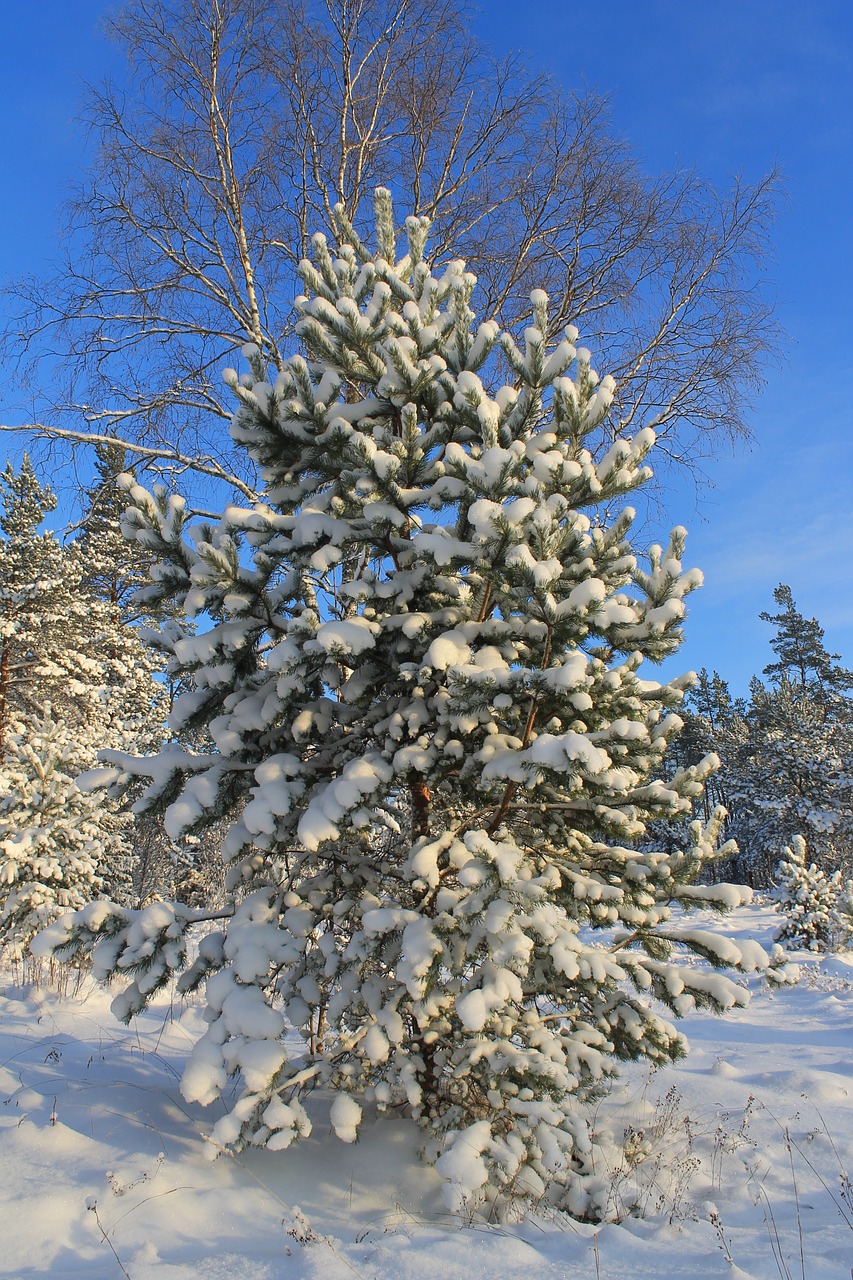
[760,584,853,693]
[833,883,853,951]
[77,444,151,615]
[676,670,745,820]
[0,716,130,950]
[637,669,747,879]
[732,589,853,881]
[74,447,190,905]
[0,453,167,759]
[36,194,780,1216]
[74,446,172,758]
[740,680,853,874]
[0,458,106,748]
[0,457,167,944]
[651,593,853,886]
[773,835,842,952]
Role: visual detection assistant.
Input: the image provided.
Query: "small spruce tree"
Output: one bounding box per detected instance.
[656,668,745,850]
[74,447,187,905]
[73,445,170,759]
[774,835,841,952]
[36,193,780,1217]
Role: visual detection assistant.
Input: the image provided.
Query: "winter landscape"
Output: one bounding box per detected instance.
[1,906,852,1280]
[0,2,852,1278]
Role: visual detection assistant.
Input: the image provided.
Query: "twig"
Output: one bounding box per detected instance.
[87,1199,133,1280]
[764,1102,853,1232]
[754,1182,793,1280]
[784,1128,806,1280]
[108,1185,195,1232]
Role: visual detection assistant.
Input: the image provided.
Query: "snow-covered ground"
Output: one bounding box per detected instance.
[1,902,852,1280]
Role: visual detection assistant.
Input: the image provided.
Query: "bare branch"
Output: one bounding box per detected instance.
[0,421,258,501]
[0,0,780,499]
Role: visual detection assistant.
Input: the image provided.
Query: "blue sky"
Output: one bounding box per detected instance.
[0,1,851,693]
[472,2,853,691]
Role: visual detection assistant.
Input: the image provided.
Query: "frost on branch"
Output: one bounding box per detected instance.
[37,190,773,1218]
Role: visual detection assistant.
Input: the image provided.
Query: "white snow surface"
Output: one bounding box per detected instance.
[2,901,853,1279]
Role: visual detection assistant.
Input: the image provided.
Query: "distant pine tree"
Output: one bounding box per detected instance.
[0,457,166,948]
[0,457,105,752]
[74,445,170,758]
[760,584,853,694]
[730,589,853,881]
[647,669,747,879]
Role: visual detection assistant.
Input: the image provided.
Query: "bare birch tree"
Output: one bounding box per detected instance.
[2,0,778,497]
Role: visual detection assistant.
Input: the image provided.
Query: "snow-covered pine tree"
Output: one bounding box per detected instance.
[833,881,853,951]
[36,193,781,1217]
[0,714,129,950]
[73,447,192,905]
[74,445,170,759]
[731,588,853,881]
[657,669,756,880]
[0,457,166,946]
[774,835,841,952]
[77,444,149,614]
[0,457,106,750]
[658,670,743,820]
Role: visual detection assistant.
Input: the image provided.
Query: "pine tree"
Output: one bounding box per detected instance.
[646,669,748,878]
[0,457,167,944]
[0,715,130,951]
[73,445,170,759]
[651,594,853,888]
[0,457,106,753]
[75,446,231,906]
[729,590,853,881]
[774,835,842,952]
[72,448,187,905]
[77,444,149,615]
[677,669,744,814]
[833,883,853,951]
[36,194,781,1217]
[761,584,853,694]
